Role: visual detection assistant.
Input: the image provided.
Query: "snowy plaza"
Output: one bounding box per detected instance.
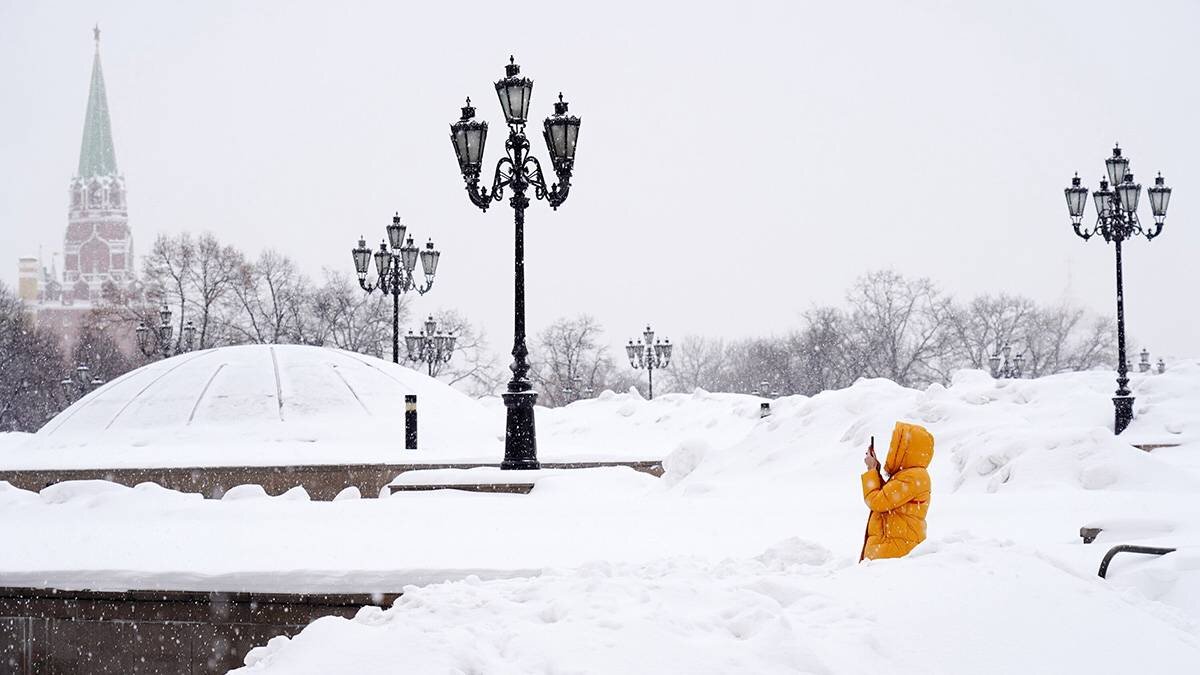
[3,1,1200,673]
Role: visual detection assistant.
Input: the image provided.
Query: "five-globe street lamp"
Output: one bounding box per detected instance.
[60,363,104,402]
[136,305,195,360]
[405,315,457,377]
[626,325,672,400]
[449,57,581,470]
[351,214,442,364]
[1064,145,1172,434]
[988,343,1024,379]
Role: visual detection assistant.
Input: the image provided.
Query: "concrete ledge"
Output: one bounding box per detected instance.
[0,460,663,500]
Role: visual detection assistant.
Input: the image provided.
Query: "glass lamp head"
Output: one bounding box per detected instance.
[450,98,488,179]
[494,57,534,126]
[1105,146,1130,187]
[387,214,407,250]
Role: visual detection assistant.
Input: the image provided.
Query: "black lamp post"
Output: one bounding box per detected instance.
[626,325,672,399]
[1065,145,1172,434]
[135,305,195,360]
[988,343,1024,379]
[351,214,441,364]
[404,315,457,377]
[449,57,581,470]
[60,363,104,402]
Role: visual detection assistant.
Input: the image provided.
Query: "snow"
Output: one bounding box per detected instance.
[2,360,1200,672]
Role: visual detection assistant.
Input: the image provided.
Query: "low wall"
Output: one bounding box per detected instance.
[0,587,400,674]
[0,461,664,500]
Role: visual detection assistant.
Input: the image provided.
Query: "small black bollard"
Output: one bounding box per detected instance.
[405,394,417,450]
[760,402,771,418]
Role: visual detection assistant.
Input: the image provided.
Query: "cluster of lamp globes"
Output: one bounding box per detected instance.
[1064,145,1172,238]
[448,57,581,188]
[626,325,673,370]
[988,343,1025,379]
[60,363,104,399]
[351,214,441,296]
[1136,348,1167,375]
[135,304,195,358]
[405,315,457,366]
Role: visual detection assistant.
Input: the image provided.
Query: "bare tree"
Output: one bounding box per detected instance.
[846,270,953,387]
[532,315,629,406]
[425,309,505,396]
[226,249,315,344]
[790,306,860,394]
[142,232,195,349]
[309,269,397,358]
[1022,302,1116,376]
[187,233,243,348]
[661,335,728,393]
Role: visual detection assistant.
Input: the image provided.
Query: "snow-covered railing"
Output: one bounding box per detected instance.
[1097,545,1177,578]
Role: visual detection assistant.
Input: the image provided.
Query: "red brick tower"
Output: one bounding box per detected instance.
[63,25,133,303]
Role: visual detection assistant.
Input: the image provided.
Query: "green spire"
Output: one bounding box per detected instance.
[77,26,118,177]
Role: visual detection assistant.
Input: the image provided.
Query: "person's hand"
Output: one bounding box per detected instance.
[864,445,880,471]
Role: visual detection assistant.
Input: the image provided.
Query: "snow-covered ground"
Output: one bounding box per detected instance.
[1,360,1198,672]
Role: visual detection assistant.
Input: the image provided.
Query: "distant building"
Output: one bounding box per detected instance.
[17,27,139,353]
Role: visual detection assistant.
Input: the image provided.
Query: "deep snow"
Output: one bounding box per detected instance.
[1,360,1198,673]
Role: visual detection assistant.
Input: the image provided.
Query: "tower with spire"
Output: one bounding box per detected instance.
[63,24,133,303]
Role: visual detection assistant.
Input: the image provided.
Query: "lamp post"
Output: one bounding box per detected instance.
[449,57,581,470]
[751,380,780,397]
[988,343,1024,379]
[135,305,195,360]
[1065,145,1172,434]
[561,375,594,404]
[626,325,672,400]
[60,363,104,402]
[404,315,457,377]
[351,214,441,364]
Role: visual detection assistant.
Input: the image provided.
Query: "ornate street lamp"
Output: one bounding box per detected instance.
[136,305,195,360]
[449,57,581,470]
[751,381,780,398]
[626,325,672,399]
[60,363,104,402]
[1065,145,1172,433]
[561,374,594,404]
[404,315,457,377]
[988,343,1024,379]
[351,213,441,364]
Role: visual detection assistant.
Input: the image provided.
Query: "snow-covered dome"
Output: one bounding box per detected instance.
[27,345,500,468]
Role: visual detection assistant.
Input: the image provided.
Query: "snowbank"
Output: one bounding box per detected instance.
[2,362,1199,672]
[232,536,1199,675]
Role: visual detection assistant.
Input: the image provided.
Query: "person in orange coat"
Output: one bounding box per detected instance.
[859,421,934,561]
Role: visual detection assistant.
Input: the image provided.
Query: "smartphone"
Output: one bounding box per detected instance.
[870,435,875,453]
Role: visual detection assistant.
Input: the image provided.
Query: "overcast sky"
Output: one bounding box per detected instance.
[2,0,1197,361]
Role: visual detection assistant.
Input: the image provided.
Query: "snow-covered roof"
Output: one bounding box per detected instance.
[25,345,500,467]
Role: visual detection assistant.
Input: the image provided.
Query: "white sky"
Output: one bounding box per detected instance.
[2,0,1198,360]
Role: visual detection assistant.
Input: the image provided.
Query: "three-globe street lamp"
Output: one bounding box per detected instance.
[136,305,195,360]
[988,343,1024,379]
[351,214,442,364]
[626,325,672,400]
[1064,145,1172,434]
[60,363,104,402]
[1137,349,1167,375]
[449,57,581,470]
[405,315,457,377]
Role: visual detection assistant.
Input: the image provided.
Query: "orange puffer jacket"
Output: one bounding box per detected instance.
[860,421,934,561]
